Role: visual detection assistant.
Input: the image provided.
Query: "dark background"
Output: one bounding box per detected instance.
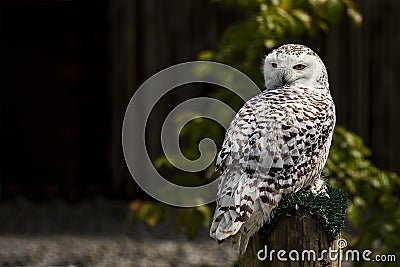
[1,0,399,201]
[1,0,110,200]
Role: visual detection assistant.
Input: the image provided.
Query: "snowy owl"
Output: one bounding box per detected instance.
[209,44,336,253]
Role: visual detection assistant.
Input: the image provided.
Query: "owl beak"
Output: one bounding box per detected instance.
[281,75,287,86]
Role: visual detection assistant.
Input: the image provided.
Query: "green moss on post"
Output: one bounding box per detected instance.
[240,185,347,267]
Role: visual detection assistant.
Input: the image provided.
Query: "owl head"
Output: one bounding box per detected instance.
[263,44,329,90]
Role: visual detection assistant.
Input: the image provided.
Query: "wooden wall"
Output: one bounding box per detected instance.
[108,0,239,196]
[1,0,110,200]
[1,0,399,199]
[109,0,400,196]
[313,0,400,172]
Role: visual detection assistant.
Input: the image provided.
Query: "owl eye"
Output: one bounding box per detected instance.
[293,64,306,70]
[271,63,277,68]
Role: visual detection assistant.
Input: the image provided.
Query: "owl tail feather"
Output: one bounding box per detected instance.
[231,233,251,254]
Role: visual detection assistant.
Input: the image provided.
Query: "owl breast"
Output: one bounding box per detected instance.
[210,85,335,254]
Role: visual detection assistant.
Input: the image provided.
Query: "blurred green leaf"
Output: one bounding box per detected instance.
[175,206,212,239]
[197,205,213,229]
[128,200,169,227]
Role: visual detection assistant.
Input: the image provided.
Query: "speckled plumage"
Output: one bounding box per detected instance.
[210,44,336,253]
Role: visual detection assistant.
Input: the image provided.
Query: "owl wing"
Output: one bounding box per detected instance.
[210,92,333,244]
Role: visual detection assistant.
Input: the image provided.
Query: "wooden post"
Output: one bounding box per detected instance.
[240,213,341,267]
